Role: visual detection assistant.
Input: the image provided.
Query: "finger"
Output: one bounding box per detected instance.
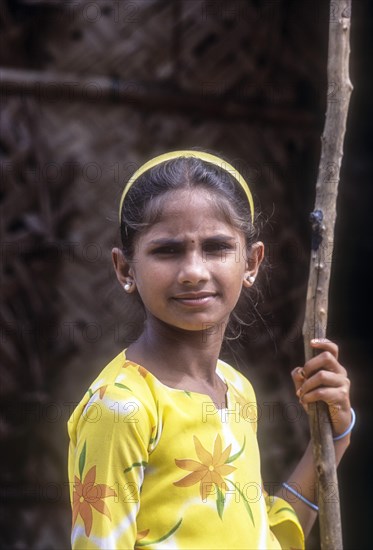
[296,370,348,397]
[299,386,345,406]
[310,338,339,359]
[298,380,350,408]
[303,351,347,378]
[291,367,306,392]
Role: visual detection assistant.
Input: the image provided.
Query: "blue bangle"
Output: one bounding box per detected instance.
[282,482,319,512]
[333,407,356,441]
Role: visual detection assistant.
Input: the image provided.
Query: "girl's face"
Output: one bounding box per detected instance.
[114,189,264,334]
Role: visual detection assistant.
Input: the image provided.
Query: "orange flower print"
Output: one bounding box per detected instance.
[99,385,108,399]
[137,365,148,378]
[136,529,150,542]
[87,385,108,400]
[123,360,148,378]
[72,442,117,537]
[174,434,236,501]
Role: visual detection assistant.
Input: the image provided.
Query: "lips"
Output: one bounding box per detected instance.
[172,291,217,307]
[173,292,217,299]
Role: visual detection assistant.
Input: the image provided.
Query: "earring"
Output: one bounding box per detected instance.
[124,281,133,292]
[247,275,255,284]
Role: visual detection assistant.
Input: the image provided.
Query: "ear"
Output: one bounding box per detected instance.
[112,247,136,293]
[243,241,265,288]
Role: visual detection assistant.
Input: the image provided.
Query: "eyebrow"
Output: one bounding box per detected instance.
[147,234,237,246]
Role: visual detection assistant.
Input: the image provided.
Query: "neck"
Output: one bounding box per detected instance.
[127,315,227,385]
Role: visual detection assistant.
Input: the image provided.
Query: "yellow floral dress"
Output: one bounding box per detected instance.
[68,350,304,550]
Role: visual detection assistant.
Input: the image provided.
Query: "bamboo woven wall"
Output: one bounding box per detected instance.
[3,1,369,548]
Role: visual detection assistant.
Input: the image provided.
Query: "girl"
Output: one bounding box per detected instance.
[68,150,353,549]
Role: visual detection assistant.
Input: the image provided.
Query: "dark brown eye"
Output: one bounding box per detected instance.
[203,242,232,253]
[153,246,178,254]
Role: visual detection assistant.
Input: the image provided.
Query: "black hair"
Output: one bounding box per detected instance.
[119,150,264,344]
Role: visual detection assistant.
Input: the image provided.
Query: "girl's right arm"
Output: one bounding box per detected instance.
[68,384,153,549]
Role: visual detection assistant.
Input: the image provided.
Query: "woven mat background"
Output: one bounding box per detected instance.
[2,1,370,548]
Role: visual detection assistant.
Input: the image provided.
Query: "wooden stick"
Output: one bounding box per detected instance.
[302,2,353,549]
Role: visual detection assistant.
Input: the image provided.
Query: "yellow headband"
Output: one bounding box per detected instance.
[119,150,254,221]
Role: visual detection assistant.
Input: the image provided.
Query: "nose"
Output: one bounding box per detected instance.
[177,250,210,286]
